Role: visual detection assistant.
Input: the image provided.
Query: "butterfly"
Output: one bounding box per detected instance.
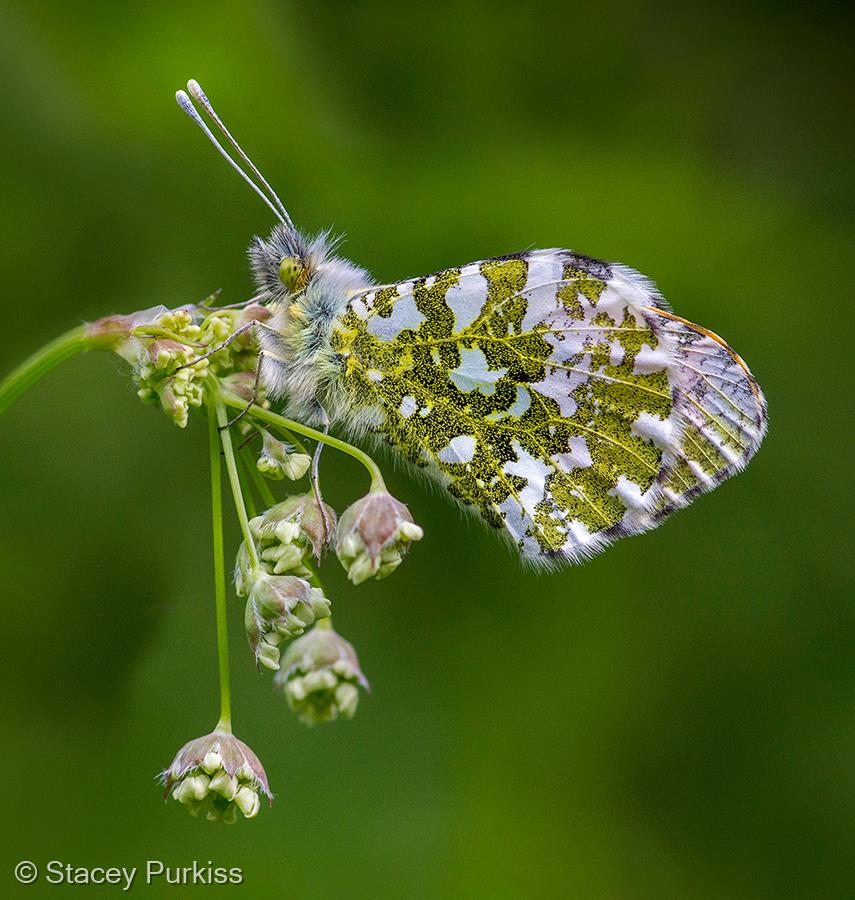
[177,80,767,568]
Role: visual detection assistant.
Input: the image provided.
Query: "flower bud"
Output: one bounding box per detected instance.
[160,731,271,823]
[132,326,208,428]
[237,494,336,582]
[84,313,137,351]
[335,491,423,584]
[273,626,369,725]
[219,371,257,402]
[244,574,331,669]
[256,429,312,481]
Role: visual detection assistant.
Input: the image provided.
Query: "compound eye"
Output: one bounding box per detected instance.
[278,256,303,291]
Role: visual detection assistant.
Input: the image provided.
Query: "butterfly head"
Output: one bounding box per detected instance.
[247,222,310,302]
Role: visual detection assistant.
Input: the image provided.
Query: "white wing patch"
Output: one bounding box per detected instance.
[332,249,767,567]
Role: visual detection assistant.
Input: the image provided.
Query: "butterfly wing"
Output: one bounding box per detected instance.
[329,249,766,566]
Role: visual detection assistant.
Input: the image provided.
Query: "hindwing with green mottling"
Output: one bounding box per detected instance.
[329,249,766,566]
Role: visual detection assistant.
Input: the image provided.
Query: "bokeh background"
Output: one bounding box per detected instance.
[1,2,853,897]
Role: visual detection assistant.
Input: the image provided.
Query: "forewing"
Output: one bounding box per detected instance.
[330,250,766,566]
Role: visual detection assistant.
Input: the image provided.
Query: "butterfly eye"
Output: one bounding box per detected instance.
[278,257,303,291]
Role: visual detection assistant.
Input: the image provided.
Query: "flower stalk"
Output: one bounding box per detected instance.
[221,389,386,493]
[215,395,261,574]
[209,408,232,733]
[0,324,90,415]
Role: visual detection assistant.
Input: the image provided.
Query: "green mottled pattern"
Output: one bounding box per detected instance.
[330,250,680,561]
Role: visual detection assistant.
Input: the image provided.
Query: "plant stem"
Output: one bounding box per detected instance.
[245,452,278,508]
[208,409,232,734]
[237,451,259,519]
[215,397,261,571]
[0,325,90,415]
[221,390,386,492]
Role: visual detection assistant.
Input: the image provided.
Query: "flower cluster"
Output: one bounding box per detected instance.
[240,494,335,580]
[161,731,271,823]
[256,429,312,481]
[242,574,331,670]
[39,298,427,823]
[335,491,423,584]
[273,626,369,725]
[96,303,269,428]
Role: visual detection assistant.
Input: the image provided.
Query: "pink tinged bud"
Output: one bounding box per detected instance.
[159,731,271,823]
[257,430,312,481]
[237,303,272,326]
[274,626,369,725]
[84,314,137,351]
[220,371,257,402]
[245,574,331,668]
[335,492,423,584]
[251,494,337,563]
[148,339,189,366]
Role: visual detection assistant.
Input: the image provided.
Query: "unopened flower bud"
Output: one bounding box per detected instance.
[84,313,137,351]
[219,371,257,402]
[234,786,261,818]
[256,429,312,481]
[244,574,331,669]
[160,731,271,823]
[273,626,369,725]
[237,495,336,582]
[335,491,423,584]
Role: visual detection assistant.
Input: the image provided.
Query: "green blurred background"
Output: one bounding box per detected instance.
[1,1,853,897]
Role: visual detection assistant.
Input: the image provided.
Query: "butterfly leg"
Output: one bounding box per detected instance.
[310,404,334,544]
[173,320,259,372]
[217,348,266,431]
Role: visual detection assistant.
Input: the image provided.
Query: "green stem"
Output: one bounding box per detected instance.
[208,409,232,733]
[215,397,261,571]
[221,390,386,492]
[237,451,259,519]
[0,325,90,415]
[245,452,278,508]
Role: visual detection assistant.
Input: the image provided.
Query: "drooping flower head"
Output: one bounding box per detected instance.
[242,574,331,670]
[241,494,336,581]
[160,730,271,823]
[335,491,423,584]
[273,625,369,725]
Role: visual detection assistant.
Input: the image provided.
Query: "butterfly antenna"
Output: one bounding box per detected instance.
[186,79,294,229]
[175,89,286,225]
